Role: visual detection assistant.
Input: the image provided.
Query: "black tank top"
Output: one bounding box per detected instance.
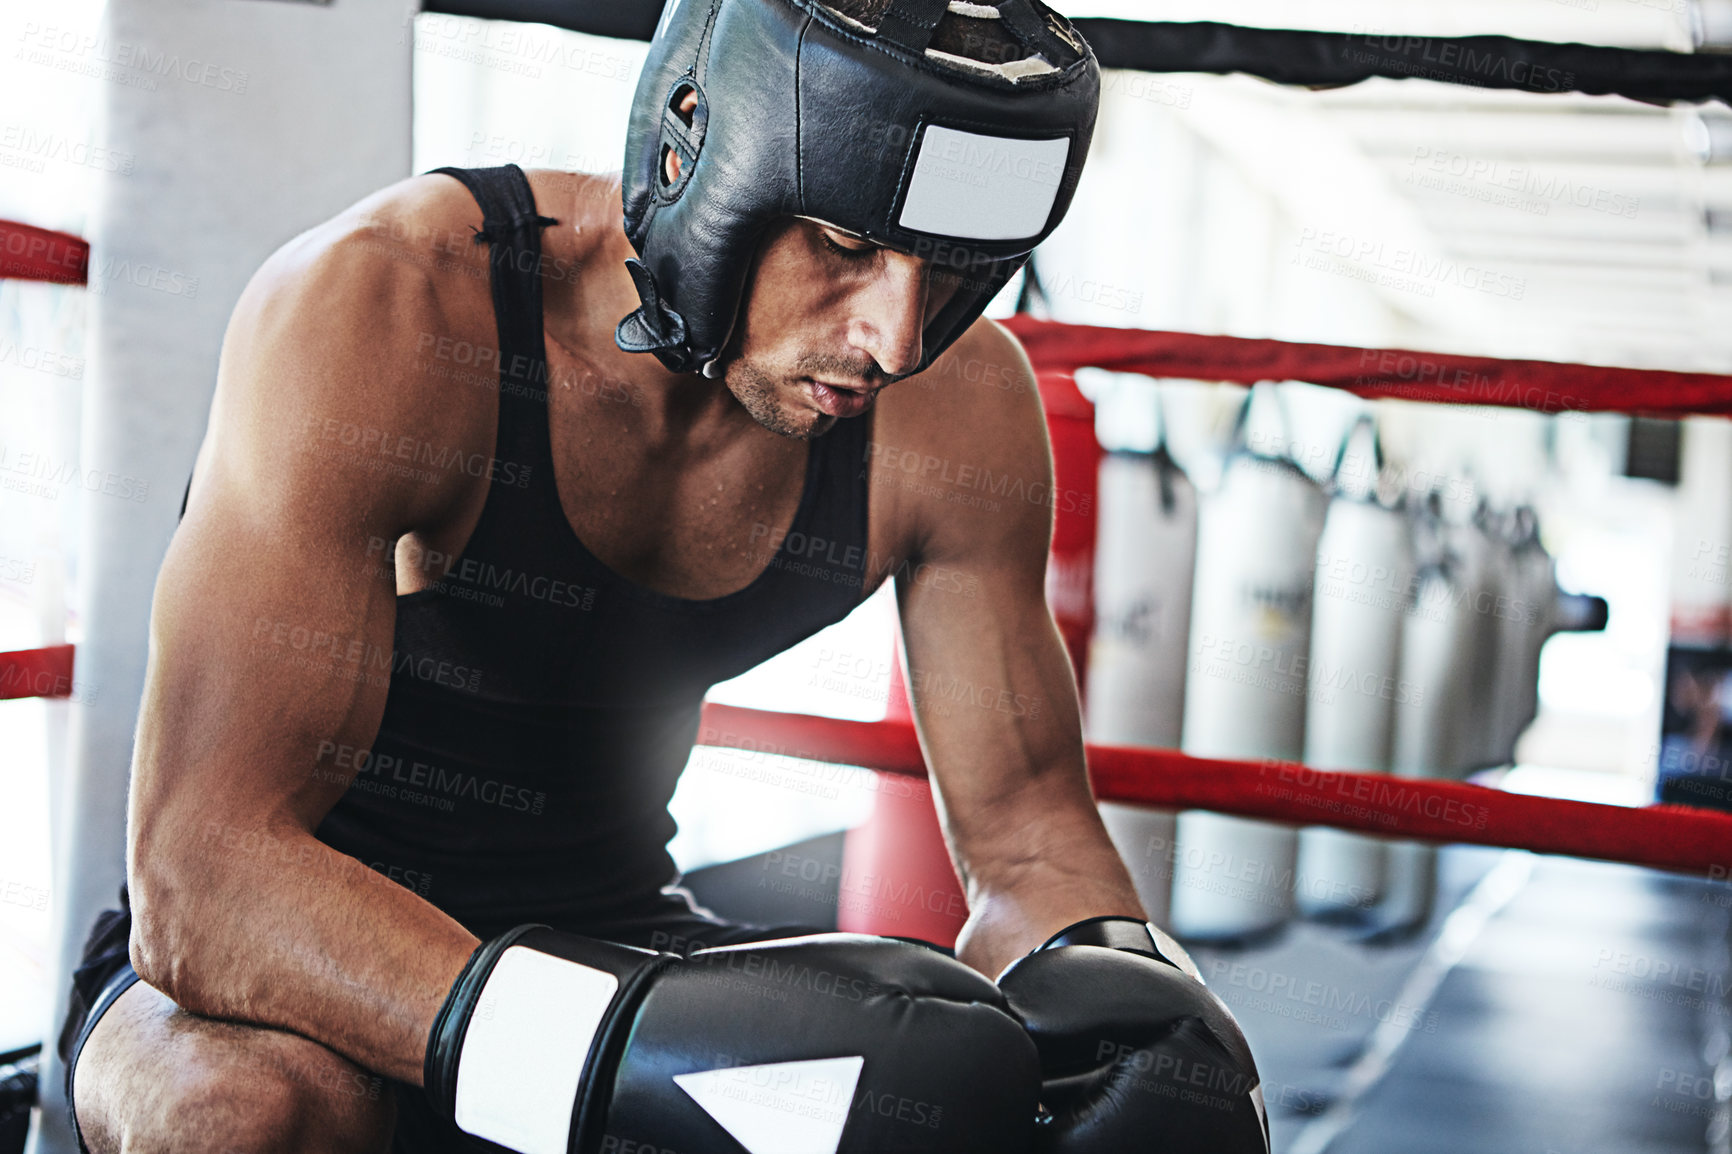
[313,165,873,938]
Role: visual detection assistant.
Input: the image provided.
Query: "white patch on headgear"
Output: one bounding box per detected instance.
[900,125,1068,240]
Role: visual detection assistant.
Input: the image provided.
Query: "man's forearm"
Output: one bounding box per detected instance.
[130,820,479,1084]
[950,796,1145,979]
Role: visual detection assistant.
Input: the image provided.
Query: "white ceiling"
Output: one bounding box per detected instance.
[1036,0,1732,373]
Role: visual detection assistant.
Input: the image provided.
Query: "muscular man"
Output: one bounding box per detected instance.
[58,1,1267,1151]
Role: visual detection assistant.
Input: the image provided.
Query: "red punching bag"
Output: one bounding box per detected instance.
[839,370,1100,948]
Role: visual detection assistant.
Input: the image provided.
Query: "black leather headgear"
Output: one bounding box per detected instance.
[617,0,1100,376]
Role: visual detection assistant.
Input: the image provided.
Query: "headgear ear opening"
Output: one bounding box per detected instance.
[615,0,1100,376]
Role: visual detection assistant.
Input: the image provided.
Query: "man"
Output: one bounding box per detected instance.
[58,1,1267,1151]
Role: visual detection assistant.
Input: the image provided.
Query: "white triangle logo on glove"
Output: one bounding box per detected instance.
[674,1056,864,1154]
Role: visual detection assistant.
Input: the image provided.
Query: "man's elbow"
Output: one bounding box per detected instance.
[127,852,213,1011]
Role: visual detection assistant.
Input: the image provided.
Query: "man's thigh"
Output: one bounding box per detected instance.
[71,974,396,1154]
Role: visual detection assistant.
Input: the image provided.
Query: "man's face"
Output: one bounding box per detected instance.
[719,217,962,440]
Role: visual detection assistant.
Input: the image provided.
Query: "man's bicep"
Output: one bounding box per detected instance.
[140,473,405,837]
[133,252,449,845]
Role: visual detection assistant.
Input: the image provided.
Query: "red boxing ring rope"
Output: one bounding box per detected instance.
[1002,316,1732,417]
[0,655,1723,876]
[696,704,1732,881]
[0,645,75,701]
[0,220,89,286]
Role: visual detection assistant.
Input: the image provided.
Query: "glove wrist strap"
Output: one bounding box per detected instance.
[1038,916,1205,983]
[428,925,670,1154]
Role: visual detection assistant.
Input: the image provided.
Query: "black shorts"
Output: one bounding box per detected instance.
[58,884,830,1154]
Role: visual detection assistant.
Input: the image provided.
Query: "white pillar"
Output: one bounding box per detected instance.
[33,2,412,1150]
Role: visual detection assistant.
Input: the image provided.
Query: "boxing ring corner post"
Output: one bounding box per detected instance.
[21,3,415,1152]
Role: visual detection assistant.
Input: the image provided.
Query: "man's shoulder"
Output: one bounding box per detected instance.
[209,176,506,526]
[880,318,1046,463]
[241,173,489,335]
[869,318,1055,559]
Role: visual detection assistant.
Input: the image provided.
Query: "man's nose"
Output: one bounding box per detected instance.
[847,254,928,379]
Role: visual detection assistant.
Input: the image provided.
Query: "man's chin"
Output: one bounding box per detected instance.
[723,363,850,439]
[773,405,838,441]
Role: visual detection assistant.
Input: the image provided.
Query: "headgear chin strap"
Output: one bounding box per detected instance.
[617,0,1100,376]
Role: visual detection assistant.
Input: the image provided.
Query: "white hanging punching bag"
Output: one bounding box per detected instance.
[1489,508,1609,766]
[1669,418,1732,647]
[1456,504,1512,775]
[1487,508,1550,767]
[1296,417,1412,921]
[1087,384,1196,927]
[1379,492,1473,934]
[1171,386,1327,941]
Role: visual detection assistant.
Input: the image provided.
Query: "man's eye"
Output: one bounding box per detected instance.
[821,232,877,260]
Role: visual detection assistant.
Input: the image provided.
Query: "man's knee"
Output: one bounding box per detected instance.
[74,983,393,1154]
[157,1058,320,1154]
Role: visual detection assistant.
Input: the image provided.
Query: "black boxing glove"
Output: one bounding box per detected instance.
[426,926,1042,1154]
[998,916,1270,1153]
